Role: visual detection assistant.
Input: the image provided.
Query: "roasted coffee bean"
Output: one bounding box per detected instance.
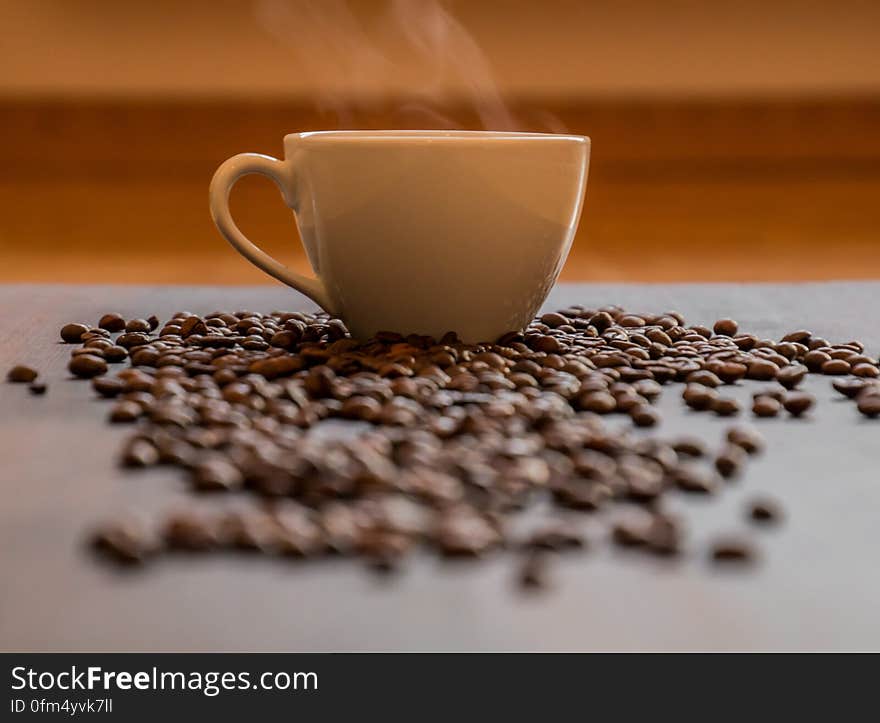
[725,425,764,454]
[102,345,128,363]
[783,391,814,417]
[7,365,38,383]
[192,458,244,491]
[163,511,219,551]
[852,363,880,378]
[116,332,151,349]
[523,523,584,551]
[857,393,880,418]
[821,359,851,375]
[710,536,756,563]
[746,358,778,381]
[713,318,738,337]
[121,438,159,467]
[803,349,831,372]
[715,445,747,478]
[747,497,783,524]
[60,322,89,343]
[577,391,617,414]
[612,512,652,547]
[672,437,706,457]
[92,376,126,398]
[686,370,723,388]
[108,400,142,423]
[632,378,662,400]
[540,312,569,328]
[68,354,108,378]
[682,384,717,411]
[715,362,747,384]
[518,553,550,589]
[752,395,782,418]
[98,313,126,332]
[711,396,740,417]
[832,378,871,399]
[123,318,150,333]
[630,404,659,427]
[28,382,47,395]
[147,315,160,330]
[92,519,156,564]
[776,364,807,390]
[673,465,718,494]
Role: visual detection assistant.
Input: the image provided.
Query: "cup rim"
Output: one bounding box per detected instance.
[288,130,589,144]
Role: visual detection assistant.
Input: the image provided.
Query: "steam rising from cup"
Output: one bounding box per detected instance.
[254,0,564,132]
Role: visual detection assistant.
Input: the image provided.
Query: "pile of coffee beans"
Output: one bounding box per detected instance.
[9,303,879,588]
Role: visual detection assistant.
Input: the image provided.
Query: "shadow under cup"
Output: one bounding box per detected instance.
[220,131,590,342]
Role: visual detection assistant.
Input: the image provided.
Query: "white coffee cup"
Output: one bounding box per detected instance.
[210,130,589,341]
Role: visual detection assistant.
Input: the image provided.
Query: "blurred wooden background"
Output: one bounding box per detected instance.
[2,0,880,284]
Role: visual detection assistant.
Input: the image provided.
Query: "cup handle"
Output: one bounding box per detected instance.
[209,152,334,314]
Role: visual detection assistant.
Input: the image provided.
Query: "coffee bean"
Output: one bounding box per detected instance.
[821,359,851,375]
[710,536,756,563]
[725,425,764,454]
[857,393,880,418]
[29,382,47,395]
[673,465,718,494]
[803,349,831,372]
[711,397,741,417]
[7,365,38,383]
[630,404,659,427]
[68,354,108,378]
[683,384,717,411]
[577,391,617,414]
[776,364,807,390]
[147,315,160,331]
[108,400,142,423]
[782,391,814,417]
[98,313,126,332]
[92,519,156,564]
[117,332,151,349]
[672,437,706,457]
[831,378,868,399]
[747,497,783,524]
[713,319,738,336]
[523,523,584,551]
[540,312,569,328]
[612,511,652,547]
[715,362,747,384]
[60,322,89,343]
[192,458,244,491]
[121,438,159,467]
[632,378,662,400]
[715,445,747,478]
[518,553,550,589]
[746,358,778,381]
[686,370,723,388]
[163,511,219,551]
[752,396,781,418]
[852,363,880,378]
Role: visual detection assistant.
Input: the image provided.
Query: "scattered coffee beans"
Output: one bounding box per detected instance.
[24,303,872,586]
